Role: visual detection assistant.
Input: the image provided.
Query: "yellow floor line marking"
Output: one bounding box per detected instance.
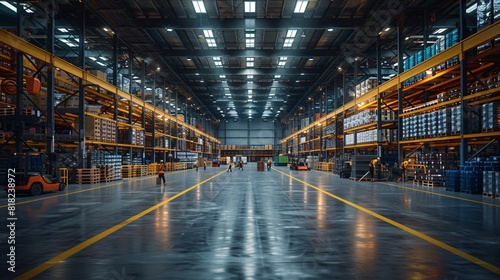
[379,182,500,208]
[275,169,500,275]
[294,168,499,208]
[15,170,226,279]
[0,169,190,208]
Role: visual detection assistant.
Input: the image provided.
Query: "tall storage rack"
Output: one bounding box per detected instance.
[0,29,220,183]
[281,21,500,182]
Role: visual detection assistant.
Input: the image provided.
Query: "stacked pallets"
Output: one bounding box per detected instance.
[76,168,100,184]
[121,165,134,178]
[99,165,114,182]
[134,165,148,177]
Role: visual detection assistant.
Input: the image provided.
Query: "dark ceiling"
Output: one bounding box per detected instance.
[0,0,474,124]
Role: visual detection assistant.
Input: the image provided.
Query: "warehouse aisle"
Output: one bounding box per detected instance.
[1,164,499,279]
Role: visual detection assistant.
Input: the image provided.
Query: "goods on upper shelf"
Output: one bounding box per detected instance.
[403,29,459,87]
[344,110,395,130]
[355,77,378,98]
[344,129,396,145]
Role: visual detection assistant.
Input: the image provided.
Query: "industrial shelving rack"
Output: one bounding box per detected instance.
[0,29,220,182]
[281,21,500,179]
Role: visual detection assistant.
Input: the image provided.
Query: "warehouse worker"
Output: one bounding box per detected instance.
[267,159,272,171]
[369,157,380,182]
[400,159,410,181]
[158,160,166,186]
[204,160,207,170]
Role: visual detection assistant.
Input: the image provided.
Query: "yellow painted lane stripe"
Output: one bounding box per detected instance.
[310,169,500,208]
[15,170,226,280]
[275,169,500,275]
[379,182,500,208]
[0,169,190,208]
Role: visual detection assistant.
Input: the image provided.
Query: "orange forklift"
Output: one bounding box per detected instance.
[290,158,309,171]
[2,152,65,195]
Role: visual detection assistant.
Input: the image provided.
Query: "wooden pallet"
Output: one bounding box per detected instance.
[99,165,114,182]
[413,180,421,186]
[121,165,135,178]
[422,180,444,187]
[133,165,148,177]
[482,192,494,198]
[76,168,100,184]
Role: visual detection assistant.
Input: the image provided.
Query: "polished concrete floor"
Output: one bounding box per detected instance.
[0,163,499,279]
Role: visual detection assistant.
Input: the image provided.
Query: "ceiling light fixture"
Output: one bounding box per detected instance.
[433,28,447,34]
[0,1,17,12]
[286,30,298,38]
[294,0,308,13]
[466,3,477,13]
[203,29,214,38]
[192,0,207,13]
[244,1,256,13]
[246,38,255,48]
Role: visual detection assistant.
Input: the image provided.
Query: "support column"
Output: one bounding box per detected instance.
[128,50,133,93]
[341,73,346,156]
[332,78,338,111]
[397,13,405,165]
[15,2,24,153]
[459,0,469,165]
[151,74,156,163]
[128,100,133,164]
[152,111,156,163]
[376,34,383,158]
[163,83,167,163]
[46,0,55,154]
[174,90,178,157]
[376,35,382,86]
[140,60,146,164]
[112,34,118,155]
[77,1,86,167]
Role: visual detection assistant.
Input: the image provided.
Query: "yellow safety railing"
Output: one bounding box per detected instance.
[59,168,68,186]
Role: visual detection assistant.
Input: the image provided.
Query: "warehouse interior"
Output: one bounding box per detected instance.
[0,0,499,188]
[0,0,500,279]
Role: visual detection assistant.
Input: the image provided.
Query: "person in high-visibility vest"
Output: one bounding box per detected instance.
[369,157,380,182]
[158,160,166,186]
[400,159,410,181]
